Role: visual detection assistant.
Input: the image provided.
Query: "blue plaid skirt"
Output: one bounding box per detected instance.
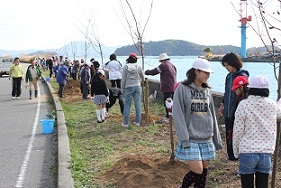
[175,142,215,161]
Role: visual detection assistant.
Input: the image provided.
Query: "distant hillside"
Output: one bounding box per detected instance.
[1,39,274,59]
[114,39,240,56]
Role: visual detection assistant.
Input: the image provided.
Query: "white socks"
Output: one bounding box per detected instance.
[101,108,107,121]
[96,110,101,121]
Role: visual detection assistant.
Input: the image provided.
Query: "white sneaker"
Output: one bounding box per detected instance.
[134,122,140,126]
[122,124,129,128]
[161,117,169,123]
[12,97,15,99]
[16,97,20,100]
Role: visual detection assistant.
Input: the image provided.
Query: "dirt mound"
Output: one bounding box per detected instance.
[98,155,188,188]
[61,79,84,103]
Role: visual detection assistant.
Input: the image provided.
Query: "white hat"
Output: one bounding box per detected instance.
[248,75,269,89]
[85,62,91,66]
[159,53,170,62]
[97,69,105,76]
[192,58,213,73]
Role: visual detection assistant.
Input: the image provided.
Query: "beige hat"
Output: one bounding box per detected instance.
[158,53,170,62]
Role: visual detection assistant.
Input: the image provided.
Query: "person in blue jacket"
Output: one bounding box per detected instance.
[56,60,70,98]
[218,52,249,161]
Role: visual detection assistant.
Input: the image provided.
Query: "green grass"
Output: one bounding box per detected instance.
[41,71,244,188]
[59,100,169,188]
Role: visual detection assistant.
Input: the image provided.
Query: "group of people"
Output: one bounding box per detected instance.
[9,52,281,187]
[168,53,281,188]
[56,52,177,127]
[9,57,42,100]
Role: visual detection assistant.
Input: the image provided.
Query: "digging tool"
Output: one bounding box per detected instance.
[166,98,175,163]
[168,112,175,163]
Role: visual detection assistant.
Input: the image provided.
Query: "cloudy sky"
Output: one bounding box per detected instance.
[0,0,278,50]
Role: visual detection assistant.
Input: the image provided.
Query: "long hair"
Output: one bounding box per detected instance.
[181,68,210,88]
[92,72,103,83]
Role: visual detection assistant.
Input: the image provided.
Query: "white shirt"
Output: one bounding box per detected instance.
[233,95,281,158]
[103,60,122,80]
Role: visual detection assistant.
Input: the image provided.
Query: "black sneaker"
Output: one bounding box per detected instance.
[97,120,103,123]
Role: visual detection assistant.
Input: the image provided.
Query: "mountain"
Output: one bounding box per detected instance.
[114,39,240,56]
[0,41,119,59]
[1,39,274,58]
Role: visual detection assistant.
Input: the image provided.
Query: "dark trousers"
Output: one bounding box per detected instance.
[71,73,77,80]
[241,172,269,188]
[110,79,121,88]
[82,83,89,99]
[49,66,53,78]
[225,117,238,161]
[163,92,174,118]
[12,77,22,97]
[58,83,64,98]
[106,94,124,114]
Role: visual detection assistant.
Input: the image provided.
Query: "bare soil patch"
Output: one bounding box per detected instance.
[63,78,281,188]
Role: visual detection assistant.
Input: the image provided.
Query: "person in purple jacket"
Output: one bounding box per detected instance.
[145,53,177,122]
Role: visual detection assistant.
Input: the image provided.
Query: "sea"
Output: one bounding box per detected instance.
[77,55,279,100]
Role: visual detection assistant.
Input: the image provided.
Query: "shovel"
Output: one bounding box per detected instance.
[168,112,175,163]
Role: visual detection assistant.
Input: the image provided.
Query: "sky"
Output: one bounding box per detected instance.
[0,0,278,51]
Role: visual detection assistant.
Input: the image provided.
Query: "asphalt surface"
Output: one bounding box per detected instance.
[0,63,57,187]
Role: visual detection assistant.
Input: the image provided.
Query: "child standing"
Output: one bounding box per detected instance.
[233,75,281,188]
[91,69,109,123]
[227,76,249,147]
[172,58,222,188]
[218,52,249,161]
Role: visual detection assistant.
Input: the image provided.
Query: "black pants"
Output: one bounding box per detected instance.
[49,66,53,78]
[225,117,238,161]
[58,83,64,98]
[82,83,90,99]
[12,77,22,97]
[163,92,174,118]
[241,172,269,188]
[106,94,124,114]
[71,73,77,80]
[110,79,121,88]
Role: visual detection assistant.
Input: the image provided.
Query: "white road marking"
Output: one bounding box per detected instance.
[15,88,41,188]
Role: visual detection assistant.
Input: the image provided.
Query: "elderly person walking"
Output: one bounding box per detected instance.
[25,59,42,99]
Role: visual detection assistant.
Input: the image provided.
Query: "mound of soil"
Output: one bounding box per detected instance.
[98,155,188,188]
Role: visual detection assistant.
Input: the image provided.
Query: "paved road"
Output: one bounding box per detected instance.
[0,63,57,188]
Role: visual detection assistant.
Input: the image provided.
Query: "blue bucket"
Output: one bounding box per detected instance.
[40,114,55,134]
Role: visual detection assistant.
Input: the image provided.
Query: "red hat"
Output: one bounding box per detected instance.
[232,76,248,90]
[129,53,138,59]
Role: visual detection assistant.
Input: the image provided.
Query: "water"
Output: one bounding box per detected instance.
[76,55,279,100]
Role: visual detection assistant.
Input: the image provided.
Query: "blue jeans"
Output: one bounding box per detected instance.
[239,153,271,175]
[123,86,141,125]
